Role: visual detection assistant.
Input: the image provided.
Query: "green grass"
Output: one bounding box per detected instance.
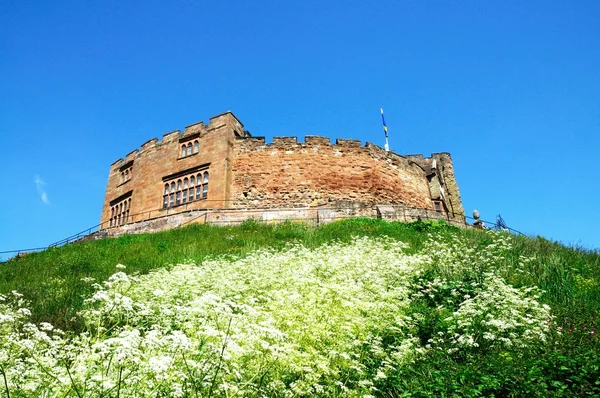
[0,219,445,330]
[1,218,599,396]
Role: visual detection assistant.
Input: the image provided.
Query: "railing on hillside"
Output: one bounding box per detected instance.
[0,201,523,263]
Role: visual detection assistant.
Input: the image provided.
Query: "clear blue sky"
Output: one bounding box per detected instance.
[1,0,599,258]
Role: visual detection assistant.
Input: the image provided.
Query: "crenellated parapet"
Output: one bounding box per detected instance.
[109,111,246,169]
[229,133,462,212]
[100,111,464,230]
[233,135,445,178]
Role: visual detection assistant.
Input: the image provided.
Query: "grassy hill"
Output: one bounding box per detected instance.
[1,219,599,397]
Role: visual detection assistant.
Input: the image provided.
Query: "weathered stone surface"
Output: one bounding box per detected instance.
[100,112,245,227]
[230,139,434,209]
[100,111,465,230]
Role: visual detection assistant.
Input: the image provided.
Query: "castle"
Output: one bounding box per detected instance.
[101,111,465,233]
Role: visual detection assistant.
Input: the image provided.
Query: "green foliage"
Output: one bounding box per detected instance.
[1,219,599,396]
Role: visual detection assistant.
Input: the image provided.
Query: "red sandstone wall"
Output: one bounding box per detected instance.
[230,136,435,208]
[100,112,244,226]
[100,112,465,229]
[432,153,465,217]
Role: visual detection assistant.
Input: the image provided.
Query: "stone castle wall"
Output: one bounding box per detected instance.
[100,112,246,227]
[100,112,465,230]
[230,136,434,209]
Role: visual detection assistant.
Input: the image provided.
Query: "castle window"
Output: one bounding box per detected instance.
[202,172,209,199]
[109,191,133,227]
[179,140,200,159]
[433,200,446,213]
[188,176,194,199]
[118,162,133,185]
[161,165,210,209]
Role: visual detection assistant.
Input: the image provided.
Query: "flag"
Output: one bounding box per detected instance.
[380,107,388,138]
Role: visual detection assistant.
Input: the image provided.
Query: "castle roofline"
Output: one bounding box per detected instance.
[209,111,244,128]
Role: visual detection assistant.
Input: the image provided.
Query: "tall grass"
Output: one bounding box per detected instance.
[0,219,439,329]
[1,218,599,396]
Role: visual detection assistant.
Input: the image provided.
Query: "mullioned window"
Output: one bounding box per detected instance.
[179,139,200,158]
[110,195,132,227]
[162,170,209,209]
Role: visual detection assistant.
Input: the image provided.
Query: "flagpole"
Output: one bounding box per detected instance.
[380,107,389,152]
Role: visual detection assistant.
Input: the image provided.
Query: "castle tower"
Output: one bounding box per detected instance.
[100,111,464,231]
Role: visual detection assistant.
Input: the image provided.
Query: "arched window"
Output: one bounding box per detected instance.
[187,143,192,156]
[125,170,129,180]
[189,176,195,201]
[202,171,209,199]
[181,145,186,158]
[162,168,210,208]
[193,140,199,153]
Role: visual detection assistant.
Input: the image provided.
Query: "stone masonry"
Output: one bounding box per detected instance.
[100,111,464,231]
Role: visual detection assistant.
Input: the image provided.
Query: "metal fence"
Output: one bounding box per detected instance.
[0,201,523,262]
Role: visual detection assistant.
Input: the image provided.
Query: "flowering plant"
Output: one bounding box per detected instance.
[0,233,553,396]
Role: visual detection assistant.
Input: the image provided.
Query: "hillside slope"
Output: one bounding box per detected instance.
[1,219,599,396]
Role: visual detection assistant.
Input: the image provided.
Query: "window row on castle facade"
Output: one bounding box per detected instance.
[180,140,200,158]
[120,165,133,184]
[162,171,209,209]
[110,197,131,227]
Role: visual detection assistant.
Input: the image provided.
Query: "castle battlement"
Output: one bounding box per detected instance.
[110,111,245,168]
[234,134,438,165]
[101,111,464,231]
